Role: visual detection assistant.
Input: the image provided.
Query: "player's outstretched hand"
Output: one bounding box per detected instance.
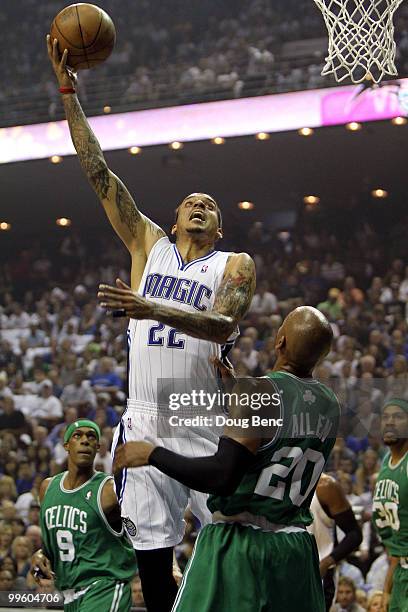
[98,278,155,319]
[113,442,155,473]
[30,549,55,587]
[46,34,77,88]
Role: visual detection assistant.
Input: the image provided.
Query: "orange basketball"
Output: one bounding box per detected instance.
[50,3,116,70]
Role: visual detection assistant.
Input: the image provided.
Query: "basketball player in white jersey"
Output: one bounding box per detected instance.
[308,473,362,611]
[47,36,256,611]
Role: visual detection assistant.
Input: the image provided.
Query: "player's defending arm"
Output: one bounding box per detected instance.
[317,474,363,578]
[46,36,165,256]
[113,376,275,494]
[30,478,55,586]
[99,252,256,344]
[100,478,122,529]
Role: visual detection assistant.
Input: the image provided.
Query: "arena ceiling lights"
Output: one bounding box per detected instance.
[2,80,408,164]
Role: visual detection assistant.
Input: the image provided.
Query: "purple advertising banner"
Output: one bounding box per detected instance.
[1,80,407,164]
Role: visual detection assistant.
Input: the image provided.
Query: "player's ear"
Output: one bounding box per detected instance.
[63,442,69,453]
[275,334,286,351]
[216,227,223,241]
[171,224,177,236]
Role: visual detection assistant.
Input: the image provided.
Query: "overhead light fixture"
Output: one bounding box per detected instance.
[346,122,362,131]
[277,231,290,241]
[298,127,314,136]
[50,155,62,164]
[371,188,388,199]
[0,221,11,231]
[256,132,270,141]
[56,217,72,227]
[169,141,183,151]
[128,146,142,155]
[103,105,112,114]
[212,137,225,145]
[391,116,407,126]
[303,195,320,205]
[238,201,254,210]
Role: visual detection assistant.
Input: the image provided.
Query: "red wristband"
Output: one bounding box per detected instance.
[59,87,76,94]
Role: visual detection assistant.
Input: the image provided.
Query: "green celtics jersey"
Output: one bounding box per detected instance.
[208,371,340,526]
[40,471,136,591]
[372,451,408,557]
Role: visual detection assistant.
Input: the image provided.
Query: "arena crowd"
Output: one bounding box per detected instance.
[3,0,408,127]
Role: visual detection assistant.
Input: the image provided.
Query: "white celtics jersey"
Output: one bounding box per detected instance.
[128,236,237,405]
[308,493,335,561]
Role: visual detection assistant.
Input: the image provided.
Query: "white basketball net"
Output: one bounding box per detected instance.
[314,0,404,83]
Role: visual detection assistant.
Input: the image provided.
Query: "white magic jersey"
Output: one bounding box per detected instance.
[128,236,238,406]
[308,492,335,561]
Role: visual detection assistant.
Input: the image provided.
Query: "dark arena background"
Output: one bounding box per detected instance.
[0,1,407,611]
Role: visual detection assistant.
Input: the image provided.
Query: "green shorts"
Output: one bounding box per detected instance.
[63,579,131,612]
[390,565,408,612]
[172,523,324,612]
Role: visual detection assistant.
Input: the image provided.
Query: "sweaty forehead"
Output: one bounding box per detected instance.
[182,193,217,205]
[73,427,97,436]
[382,405,407,417]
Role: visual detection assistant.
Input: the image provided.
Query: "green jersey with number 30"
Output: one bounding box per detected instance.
[40,471,135,591]
[208,371,340,526]
[372,451,408,557]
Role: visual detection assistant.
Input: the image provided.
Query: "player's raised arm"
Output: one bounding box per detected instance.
[46,35,165,256]
[98,252,256,343]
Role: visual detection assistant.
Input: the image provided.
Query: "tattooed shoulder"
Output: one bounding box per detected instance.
[213,253,256,321]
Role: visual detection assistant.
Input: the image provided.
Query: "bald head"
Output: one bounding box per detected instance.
[275,307,333,376]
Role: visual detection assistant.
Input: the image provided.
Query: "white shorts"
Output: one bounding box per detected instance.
[112,399,219,550]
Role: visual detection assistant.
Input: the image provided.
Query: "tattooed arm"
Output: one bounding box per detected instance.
[47,36,165,256]
[99,253,256,343]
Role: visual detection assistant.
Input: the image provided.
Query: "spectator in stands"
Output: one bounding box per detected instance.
[25,525,42,554]
[32,380,63,425]
[249,280,278,315]
[90,357,123,396]
[318,288,343,321]
[0,396,28,434]
[0,476,17,502]
[88,393,119,428]
[0,523,14,558]
[94,437,113,473]
[332,576,365,611]
[366,591,383,611]
[11,536,32,579]
[354,449,380,495]
[60,369,96,411]
[26,322,47,348]
[0,569,15,592]
[47,405,79,447]
[237,336,259,374]
[15,462,35,496]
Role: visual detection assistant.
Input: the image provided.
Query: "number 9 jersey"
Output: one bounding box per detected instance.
[373,451,408,557]
[40,472,136,593]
